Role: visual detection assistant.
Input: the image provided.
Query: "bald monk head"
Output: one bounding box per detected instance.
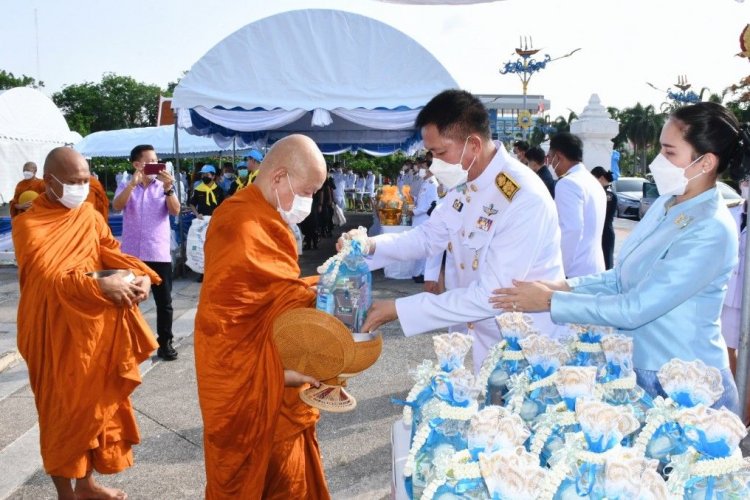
[43,147,91,208]
[254,134,327,213]
[22,161,38,177]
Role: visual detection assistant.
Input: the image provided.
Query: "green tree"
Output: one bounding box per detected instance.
[0,69,43,90]
[620,103,665,175]
[725,75,750,123]
[52,73,161,136]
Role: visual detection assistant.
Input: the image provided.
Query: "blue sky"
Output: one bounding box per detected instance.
[2,0,748,116]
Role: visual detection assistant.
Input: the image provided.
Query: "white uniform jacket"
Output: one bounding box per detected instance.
[412,177,439,227]
[554,163,606,278]
[368,143,566,368]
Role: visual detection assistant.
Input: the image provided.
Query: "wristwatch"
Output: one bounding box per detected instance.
[164,188,175,196]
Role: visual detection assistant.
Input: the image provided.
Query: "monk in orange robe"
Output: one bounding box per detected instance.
[13,147,160,500]
[194,134,331,499]
[9,161,45,218]
[87,174,110,221]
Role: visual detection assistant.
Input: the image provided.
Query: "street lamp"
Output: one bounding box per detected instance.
[499,37,580,139]
[646,76,703,108]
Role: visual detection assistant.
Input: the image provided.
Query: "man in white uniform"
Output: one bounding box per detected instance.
[364,170,376,210]
[549,132,606,278]
[410,168,439,283]
[332,165,347,208]
[356,90,566,369]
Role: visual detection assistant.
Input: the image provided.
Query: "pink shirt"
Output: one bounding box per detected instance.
[114,179,171,262]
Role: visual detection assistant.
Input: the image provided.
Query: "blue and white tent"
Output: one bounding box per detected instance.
[172,9,458,155]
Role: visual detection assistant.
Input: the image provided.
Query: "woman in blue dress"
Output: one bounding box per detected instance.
[490,102,750,414]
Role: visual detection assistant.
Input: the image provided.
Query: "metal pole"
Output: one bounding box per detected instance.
[173,121,186,278]
[232,137,236,168]
[736,222,750,421]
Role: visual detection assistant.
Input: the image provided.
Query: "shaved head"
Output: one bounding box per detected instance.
[43,147,91,202]
[22,161,37,173]
[255,134,326,209]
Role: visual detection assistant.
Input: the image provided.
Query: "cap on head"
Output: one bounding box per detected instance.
[237,161,247,168]
[200,165,216,174]
[246,149,264,163]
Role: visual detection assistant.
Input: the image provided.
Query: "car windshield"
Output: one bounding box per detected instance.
[615,178,645,193]
[643,182,659,198]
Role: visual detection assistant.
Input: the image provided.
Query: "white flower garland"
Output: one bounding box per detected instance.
[530,405,577,456]
[421,450,481,499]
[477,340,507,397]
[503,349,525,361]
[506,371,558,415]
[402,361,438,423]
[316,226,371,278]
[633,397,675,455]
[691,451,749,477]
[403,401,479,478]
[574,341,602,353]
[667,449,750,497]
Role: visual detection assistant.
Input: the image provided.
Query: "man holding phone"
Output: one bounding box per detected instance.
[113,144,181,360]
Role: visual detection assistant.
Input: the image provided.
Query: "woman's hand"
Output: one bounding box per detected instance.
[489,279,559,313]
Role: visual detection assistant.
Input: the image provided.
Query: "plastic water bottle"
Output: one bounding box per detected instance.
[316,240,372,333]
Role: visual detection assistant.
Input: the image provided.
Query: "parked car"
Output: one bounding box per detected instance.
[638,180,743,219]
[612,177,647,220]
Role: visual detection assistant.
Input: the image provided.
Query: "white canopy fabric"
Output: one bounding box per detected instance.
[0,87,81,202]
[376,0,502,3]
[172,9,457,153]
[74,125,240,158]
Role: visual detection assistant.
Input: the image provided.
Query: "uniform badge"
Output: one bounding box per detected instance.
[675,214,693,229]
[483,203,498,216]
[477,217,493,231]
[495,173,520,201]
[453,199,464,212]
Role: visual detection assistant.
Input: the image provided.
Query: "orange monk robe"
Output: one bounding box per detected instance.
[86,176,110,221]
[12,194,160,478]
[9,177,46,218]
[195,183,330,500]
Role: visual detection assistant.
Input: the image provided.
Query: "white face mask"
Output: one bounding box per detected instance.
[417,168,427,179]
[276,174,313,225]
[50,173,89,209]
[428,137,475,190]
[147,174,157,181]
[22,171,34,180]
[648,153,705,197]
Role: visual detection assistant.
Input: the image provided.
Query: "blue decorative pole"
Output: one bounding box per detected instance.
[499,37,580,139]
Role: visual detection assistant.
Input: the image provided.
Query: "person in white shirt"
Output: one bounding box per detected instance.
[344,169,356,210]
[549,132,607,278]
[410,167,439,282]
[344,89,566,369]
[364,170,376,210]
[354,173,365,211]
[332,165,347,208]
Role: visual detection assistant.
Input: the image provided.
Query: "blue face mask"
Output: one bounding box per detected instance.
[238,168,249,178]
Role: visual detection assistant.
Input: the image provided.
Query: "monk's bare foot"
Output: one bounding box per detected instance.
[74,482,127,500]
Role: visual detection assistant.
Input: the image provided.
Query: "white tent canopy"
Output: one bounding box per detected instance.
[74,125,239,158]
[173,9,457,152]
[0,87,81,202]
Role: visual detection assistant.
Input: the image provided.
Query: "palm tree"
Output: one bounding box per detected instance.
[620,103,665,175]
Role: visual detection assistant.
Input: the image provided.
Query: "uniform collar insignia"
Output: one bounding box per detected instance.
[483,203,498,216]
[495,173,520,201]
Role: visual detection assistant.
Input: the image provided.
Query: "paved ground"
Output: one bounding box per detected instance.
[0,214,637,500]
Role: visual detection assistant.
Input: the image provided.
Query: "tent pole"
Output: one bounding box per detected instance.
[173,120,186,278]
[736,225,750,421]
[232,137,236,168]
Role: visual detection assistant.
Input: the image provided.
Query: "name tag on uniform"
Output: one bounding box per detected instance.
[477,216,493,231]
[453,199,464,212]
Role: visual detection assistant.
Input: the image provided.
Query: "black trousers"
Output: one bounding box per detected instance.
[144,261,174,344]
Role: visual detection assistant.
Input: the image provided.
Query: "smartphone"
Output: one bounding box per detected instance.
[144,163,166,175]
